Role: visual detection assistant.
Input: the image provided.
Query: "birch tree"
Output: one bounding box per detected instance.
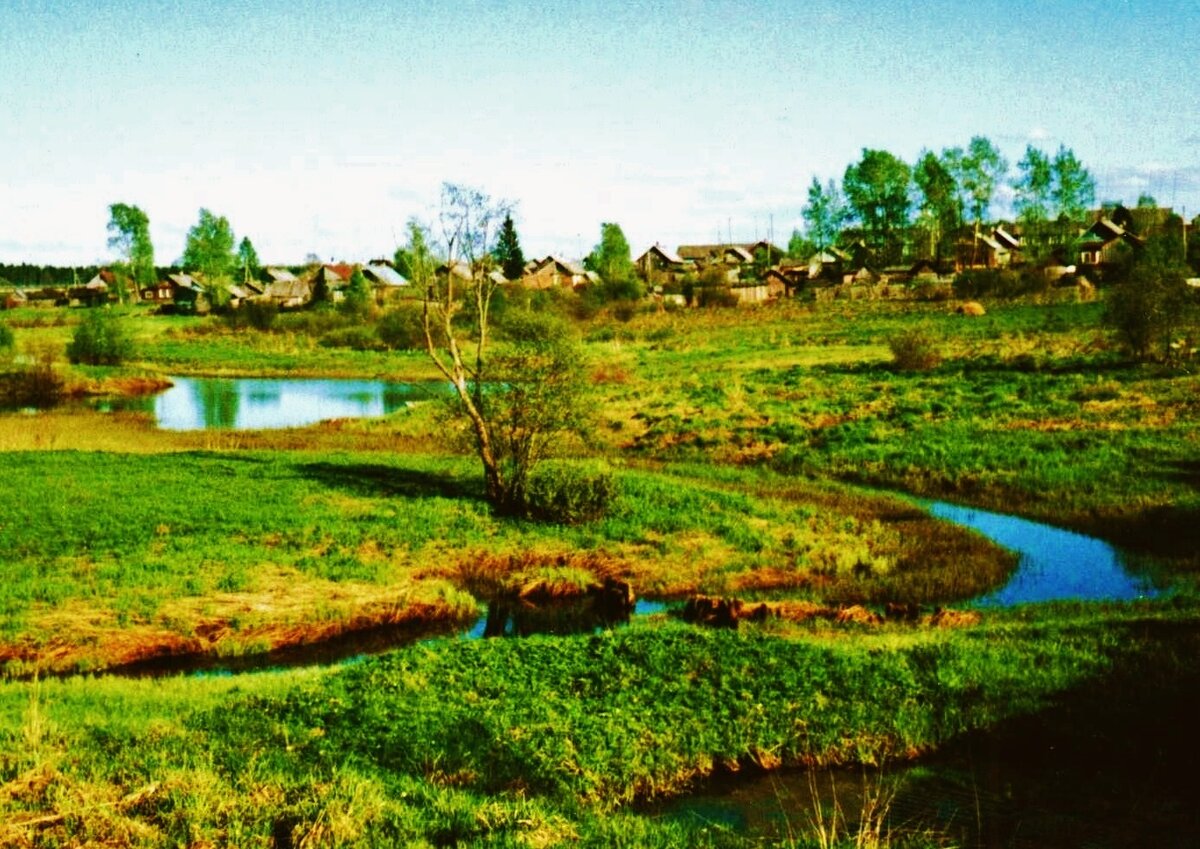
[420,184,589,515]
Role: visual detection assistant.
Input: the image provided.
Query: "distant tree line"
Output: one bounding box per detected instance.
[793,136,1102,266]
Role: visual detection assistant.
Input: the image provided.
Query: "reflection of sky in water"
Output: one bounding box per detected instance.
[929,502,1156,606]
[154,377,435,430]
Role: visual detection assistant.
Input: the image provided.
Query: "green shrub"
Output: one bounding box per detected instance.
[319,325,385,351]
[377,304,426,350]
[1103,243,1194,361]
[524,460,616,524]
[0,322,12,353]
[274,308,350,336]
[696,285,739,308]
[954,268,1046,300]
[888,327,942,371]
[66,309,133,365]
[242,299,279,330]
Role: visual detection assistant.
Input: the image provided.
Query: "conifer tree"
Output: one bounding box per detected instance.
[493,213,525,281]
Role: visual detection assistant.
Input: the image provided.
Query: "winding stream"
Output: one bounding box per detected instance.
[928,500,1155,606]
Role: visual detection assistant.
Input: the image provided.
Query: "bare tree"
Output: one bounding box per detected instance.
[421,183,513,508]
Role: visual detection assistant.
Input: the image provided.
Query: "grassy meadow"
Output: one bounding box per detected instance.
[1,293,1197,846]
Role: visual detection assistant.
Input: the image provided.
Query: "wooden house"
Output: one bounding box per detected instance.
[140,281,174,302]
[676,241,783,268]
[955,228,1015,270]
[263,277,313,309]
[805,247,849,281]
[635,244,688,281]
[522,256,590,290]
[363,263,410,301]
[1075,218,1142,267]
[168,273,208,314]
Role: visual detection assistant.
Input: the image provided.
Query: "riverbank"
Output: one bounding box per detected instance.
[0,451,1011,676]
[3,602,1197,846]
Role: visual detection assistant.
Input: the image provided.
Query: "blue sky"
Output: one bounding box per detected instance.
[2,0,1197,265]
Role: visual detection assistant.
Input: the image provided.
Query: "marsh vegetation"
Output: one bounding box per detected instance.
[0,293,1196,846]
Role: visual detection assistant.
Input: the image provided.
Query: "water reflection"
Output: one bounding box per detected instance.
[154,376,438,431]
[929,501,1156,605]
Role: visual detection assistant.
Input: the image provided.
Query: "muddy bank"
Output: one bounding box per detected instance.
[0,598,479,679]
[681,595,981,629]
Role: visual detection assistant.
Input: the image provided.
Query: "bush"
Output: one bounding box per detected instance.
[377,304,426,350]
[66,309,133,365]
[888,327,942,371]
[274,309,349,336]
[242,299,279,331]
[1104,243,1194,361]
[609,299,639,322]
[523,460,616,524]
[318,325,385,351]
[695,285,739,308]
[1,343,63,407]
[954,268,1046,300]
[0,322,12,353]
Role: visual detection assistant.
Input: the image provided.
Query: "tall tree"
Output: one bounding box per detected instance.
[913,151,961,259]
[1012,145,1053,225]
[420,185,591,515]
[584,222,637,296]
[801,177,848,251]
[237,236,260,284]
[958,136,1008,228]
[396,218,437,287]
[106,202,155,299]
[786,228,814,260]
[341,266,372,317]
[182,208,237,281]
[1051,145,1096,222]
[423,183,514,509]
[842,150,911,263]
[492,213,526,281]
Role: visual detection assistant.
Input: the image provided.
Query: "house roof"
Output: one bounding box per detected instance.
[264,267,299,283]
[363,264,408,286]
[992,226,1021,250]
[317,264,354,285]
[723,246,754,263]
[806,249,845,265]
[677,242,774,262]
[438,261,473,281]
[1079,217,1140,247]
[637,243,685,265]
[167,273,203,291]
[533,256,587,276]
[265,278,312,300]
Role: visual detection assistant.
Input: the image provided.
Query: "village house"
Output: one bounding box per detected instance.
[676,240,783,269]
[1075,217,1142,268]
[362,262,410,302]
[167,272,207,314]
[634,244,688,283]
[955,225,1022,271]
[522,256,592,290]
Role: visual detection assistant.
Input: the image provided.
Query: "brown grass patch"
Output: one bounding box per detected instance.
[2,568,479,676]
[924,608,983,628]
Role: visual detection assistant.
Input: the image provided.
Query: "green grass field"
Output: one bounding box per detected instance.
[1,293,1197,846]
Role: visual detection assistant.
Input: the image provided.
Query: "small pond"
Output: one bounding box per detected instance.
[148,376,438,430]
[928,501,1156,606]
